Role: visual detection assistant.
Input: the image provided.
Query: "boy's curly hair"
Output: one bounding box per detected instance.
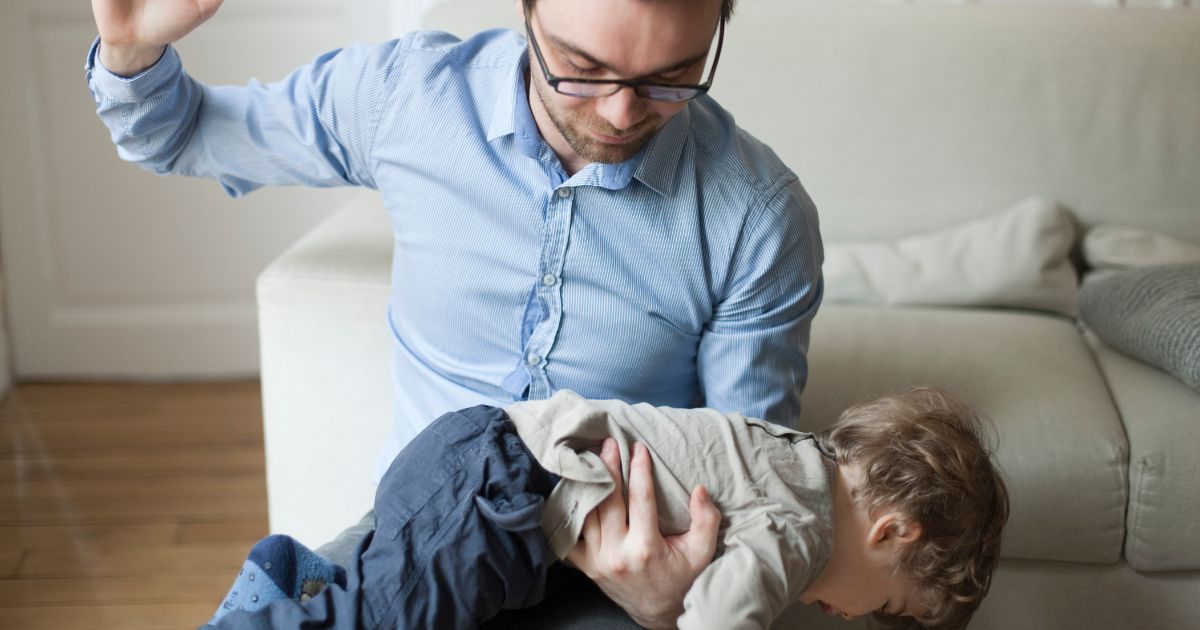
[816,388,1010,630]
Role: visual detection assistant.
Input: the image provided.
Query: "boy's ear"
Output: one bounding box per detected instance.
[868,512,923,547]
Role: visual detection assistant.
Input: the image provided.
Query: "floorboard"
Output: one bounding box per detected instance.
[0,381,268,629]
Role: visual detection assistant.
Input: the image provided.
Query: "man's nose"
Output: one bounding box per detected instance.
[594,86,647,132]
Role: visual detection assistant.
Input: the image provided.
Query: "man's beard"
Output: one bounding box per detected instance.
[533,77,661,165]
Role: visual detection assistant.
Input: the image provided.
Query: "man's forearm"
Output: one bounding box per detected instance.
[97,41,165,77]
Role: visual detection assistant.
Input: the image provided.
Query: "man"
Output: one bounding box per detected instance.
[86,0,823,626]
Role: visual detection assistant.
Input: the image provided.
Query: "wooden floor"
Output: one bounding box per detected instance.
[0,381,269,630]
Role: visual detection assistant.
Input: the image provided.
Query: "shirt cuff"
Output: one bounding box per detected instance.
[84,36,181,103]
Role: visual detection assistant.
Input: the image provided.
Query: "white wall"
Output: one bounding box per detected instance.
[0,0,375,380]
[390,0,1196,33]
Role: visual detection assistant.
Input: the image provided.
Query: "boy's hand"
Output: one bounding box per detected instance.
[92,0,224,75]
[567,440,721,629]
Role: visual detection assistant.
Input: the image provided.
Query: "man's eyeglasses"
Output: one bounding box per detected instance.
[524,14,724,103]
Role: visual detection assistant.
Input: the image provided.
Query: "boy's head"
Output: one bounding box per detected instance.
[808,387,1010,630]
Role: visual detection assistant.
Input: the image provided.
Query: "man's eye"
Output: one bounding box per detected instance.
[566,60,600,75]
[649,69,690,84]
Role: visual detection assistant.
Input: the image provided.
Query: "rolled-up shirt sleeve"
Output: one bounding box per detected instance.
[84,35,410,196]
[697,175,824,427]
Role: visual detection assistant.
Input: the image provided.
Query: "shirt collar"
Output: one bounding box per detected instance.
[631,106,689,197]
[487,45,541,157]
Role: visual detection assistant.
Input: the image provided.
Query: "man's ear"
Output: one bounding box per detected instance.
[514,0,526,21]
[867,512,923,548]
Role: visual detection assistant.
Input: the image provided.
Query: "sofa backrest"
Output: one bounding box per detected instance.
[421,2,1200,244]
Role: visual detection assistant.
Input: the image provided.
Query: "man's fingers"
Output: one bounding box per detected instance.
[198,0,226,19]
[596,438,628,536]
[580,502,602,545]
[679,484,721,568]
[567,510,602,576]
[626,443,662,543]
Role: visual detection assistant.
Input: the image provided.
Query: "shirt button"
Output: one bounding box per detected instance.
[557,187,572,199]
[542,274,557,286]
[527,353,542,366]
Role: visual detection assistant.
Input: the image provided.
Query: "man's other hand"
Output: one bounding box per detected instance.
[92,0,224,75]
[567,439,722,629]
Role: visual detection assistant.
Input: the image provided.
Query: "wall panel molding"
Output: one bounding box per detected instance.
[0,0,356,378]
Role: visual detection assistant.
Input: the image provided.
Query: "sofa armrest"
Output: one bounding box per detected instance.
[257,191,393,547]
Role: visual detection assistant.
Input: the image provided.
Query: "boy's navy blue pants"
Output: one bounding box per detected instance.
[213,405,561,629]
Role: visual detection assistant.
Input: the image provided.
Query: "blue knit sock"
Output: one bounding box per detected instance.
[208,534,347,624]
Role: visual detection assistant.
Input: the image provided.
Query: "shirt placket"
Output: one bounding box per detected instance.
[522,182,574,399]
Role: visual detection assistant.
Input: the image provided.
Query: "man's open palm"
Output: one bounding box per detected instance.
[92,0,223,47]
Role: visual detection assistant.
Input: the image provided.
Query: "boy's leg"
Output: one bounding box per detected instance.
[207,534,346,624]
[360,405,560,628]
[205,405,556,630]
[204,532,373,630]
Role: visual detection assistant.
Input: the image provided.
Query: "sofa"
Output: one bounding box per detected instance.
[256,3,1200,628]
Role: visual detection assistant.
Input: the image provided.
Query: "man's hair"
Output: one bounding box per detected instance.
[522,0,737,22]
[816,388,1010,630]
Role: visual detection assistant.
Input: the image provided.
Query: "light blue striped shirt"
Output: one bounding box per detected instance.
[85,29,824,481]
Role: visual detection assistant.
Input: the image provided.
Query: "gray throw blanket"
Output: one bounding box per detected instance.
[1079,263,1200,393]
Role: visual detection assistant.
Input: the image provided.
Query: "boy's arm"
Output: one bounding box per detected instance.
[677,512,823,630]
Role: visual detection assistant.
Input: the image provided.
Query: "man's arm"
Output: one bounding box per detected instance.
[87,0,396,196]
[697,176,824,425]
[566,441,722,629]
[562,181,820,624]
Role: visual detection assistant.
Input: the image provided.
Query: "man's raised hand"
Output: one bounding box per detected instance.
[91,0,224,75]
[567,439,722,629]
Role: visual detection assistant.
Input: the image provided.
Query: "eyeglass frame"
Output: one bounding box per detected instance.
[523,11,725,103]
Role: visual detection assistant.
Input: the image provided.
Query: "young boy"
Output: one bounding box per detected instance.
[206,387,1008,629]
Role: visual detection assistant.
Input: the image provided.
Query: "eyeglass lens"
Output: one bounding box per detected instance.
[554,81,702,102]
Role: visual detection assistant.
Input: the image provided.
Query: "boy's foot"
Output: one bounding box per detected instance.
[207,534,347,624]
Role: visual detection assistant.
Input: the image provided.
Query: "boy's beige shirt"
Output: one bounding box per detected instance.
[505,390,835,630]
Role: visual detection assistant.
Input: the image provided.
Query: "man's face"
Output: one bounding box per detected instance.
[522,0,723,165]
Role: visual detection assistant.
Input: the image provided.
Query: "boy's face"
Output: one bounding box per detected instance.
[800,464,930,622]
[800,558,926,621]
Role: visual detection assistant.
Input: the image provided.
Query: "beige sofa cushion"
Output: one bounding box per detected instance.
[823,198,1079,317]
[1086,332,1200,572]
[798,304,1127,564]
